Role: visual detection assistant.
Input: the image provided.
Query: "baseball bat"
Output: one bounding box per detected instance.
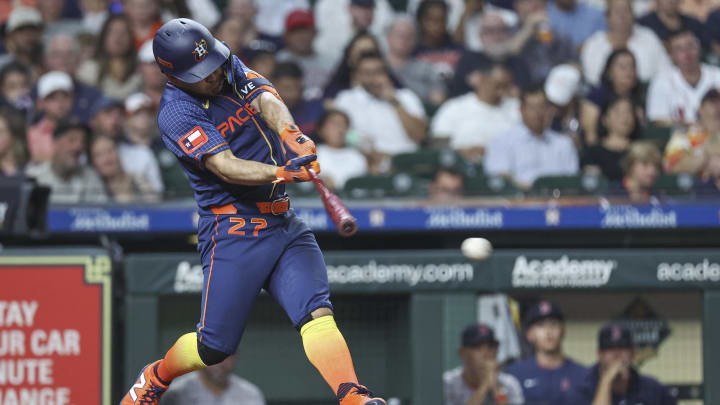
[308,169,358,237]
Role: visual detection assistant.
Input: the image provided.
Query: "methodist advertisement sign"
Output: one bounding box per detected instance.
[0,250,112,405]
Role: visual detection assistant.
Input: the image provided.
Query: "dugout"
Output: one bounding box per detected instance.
[122,249,718,405]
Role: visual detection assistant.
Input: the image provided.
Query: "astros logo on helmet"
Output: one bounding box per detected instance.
[193,39,208,61]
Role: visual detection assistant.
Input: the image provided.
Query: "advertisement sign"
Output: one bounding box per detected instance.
[0,253,112,405]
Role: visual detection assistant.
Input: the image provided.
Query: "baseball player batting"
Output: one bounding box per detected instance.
[120,19,385,405]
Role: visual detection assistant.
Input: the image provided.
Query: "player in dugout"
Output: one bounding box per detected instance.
[119,18,386,405]
[505,300,587,405]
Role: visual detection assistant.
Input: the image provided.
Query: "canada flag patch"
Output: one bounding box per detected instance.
[178,126,208,154]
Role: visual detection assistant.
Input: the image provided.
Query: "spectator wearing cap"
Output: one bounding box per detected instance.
[92,96,164,194]
[276,9,334,99]
[43,34,103,124]
[25,119,108,204]
[315,109,368,190]
[544,64,582,141]
[137,40,166,107]
[505,301,587,405]
[0,7,44,72]
[76,14,142,100]
[563,323,676,405]
[647,30,720,126]
[334,51,427,173]
[272,62,325,136]
[581,0,671,87]
[431,58,520,163]
[485,84,579,189]
[27,70,75,165]
[385,15,447,107]
[443,323,524,405]
[664,89,720,175]
[223,0,283,55]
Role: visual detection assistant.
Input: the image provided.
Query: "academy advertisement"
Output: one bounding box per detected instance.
[126,249,720,295]
[0,253,112,405]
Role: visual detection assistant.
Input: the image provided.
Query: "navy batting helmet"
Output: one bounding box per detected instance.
[152,18,230,83]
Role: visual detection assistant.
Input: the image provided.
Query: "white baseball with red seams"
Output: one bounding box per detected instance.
[461,238,493,261]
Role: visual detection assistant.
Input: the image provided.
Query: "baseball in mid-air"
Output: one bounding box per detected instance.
[461,237,493,261]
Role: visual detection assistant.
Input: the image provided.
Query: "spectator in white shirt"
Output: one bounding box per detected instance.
[581,0,671,86]
[431,57,520,163]
[334,51,428,173]
[316,109,368,189]
[647,30,720,125]
[485,84,579,189]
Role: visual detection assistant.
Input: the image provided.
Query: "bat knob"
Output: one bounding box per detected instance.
[339,218,358,237]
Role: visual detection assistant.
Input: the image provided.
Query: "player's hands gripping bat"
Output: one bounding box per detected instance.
[307,169,358,237]
[280,124,316,157]
[275,154,320,183]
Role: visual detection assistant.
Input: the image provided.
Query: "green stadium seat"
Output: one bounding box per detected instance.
[344,173,430,199]
[392,149,471,178]
[654,174,695,196]
[642,125,673,151]
[531,175,609,197]
[464,174,521,196]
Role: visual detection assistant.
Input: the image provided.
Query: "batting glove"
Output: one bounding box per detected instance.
[275,154,321,184]
[280,124,316,157]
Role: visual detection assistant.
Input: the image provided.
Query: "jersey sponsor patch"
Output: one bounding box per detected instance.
[178,126,209,154]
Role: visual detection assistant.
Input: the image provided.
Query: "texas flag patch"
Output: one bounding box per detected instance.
[178,126,209,154]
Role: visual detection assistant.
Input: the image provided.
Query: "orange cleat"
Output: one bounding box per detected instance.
[120,360,170,405]
[337,383,387,405]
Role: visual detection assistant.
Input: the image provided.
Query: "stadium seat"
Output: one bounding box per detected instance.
[464,175,521,196]
[392,149,472,177]
[654,174,695,196]
[344,173,430,199]
[531,175,609,197]
[642,125,673,150]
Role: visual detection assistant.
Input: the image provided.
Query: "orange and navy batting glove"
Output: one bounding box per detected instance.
[280,123,316,157]
[274,154,321,184]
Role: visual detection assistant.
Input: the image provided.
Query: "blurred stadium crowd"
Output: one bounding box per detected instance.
[2,0,720,204]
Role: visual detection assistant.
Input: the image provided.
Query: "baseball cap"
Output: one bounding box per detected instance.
[351,0,376,8]
[53,118,91,139]
[137,40,155,64]
[6,7,43,34]
[544,64,581,107]
[91,97,123,119]
[523,300,564,329]
[462,323,499,347]
[125,93,153,114]
[598,323,633,350]
[285,9,315,32]
[37,71,74,99]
